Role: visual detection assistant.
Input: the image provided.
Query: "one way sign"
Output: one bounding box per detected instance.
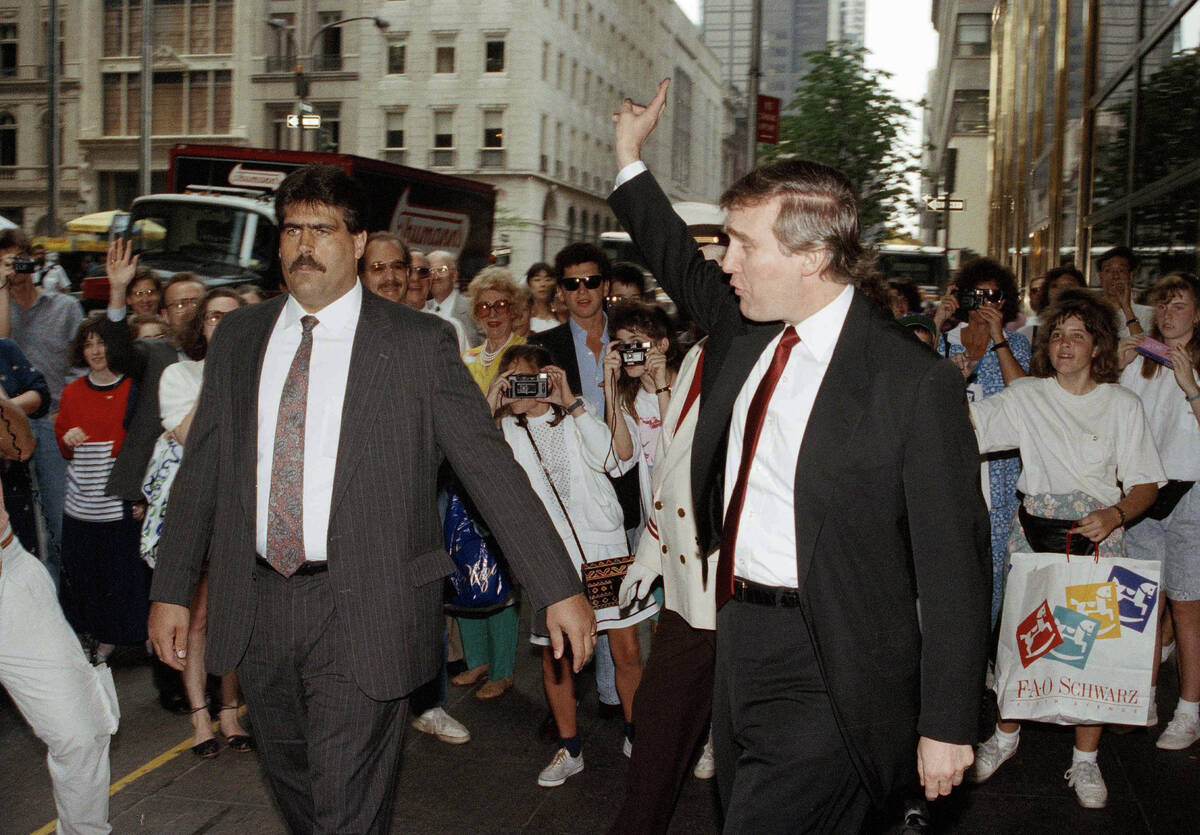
[925,195,965,211]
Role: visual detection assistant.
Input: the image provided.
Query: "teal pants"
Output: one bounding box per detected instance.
[456,605,519,680]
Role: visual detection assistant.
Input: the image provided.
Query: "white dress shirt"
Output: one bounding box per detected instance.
[423,292,470,353]
[255,281,362,561]
[724,285,854,587]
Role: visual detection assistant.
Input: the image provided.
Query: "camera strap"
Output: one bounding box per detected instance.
[523,421,588,565]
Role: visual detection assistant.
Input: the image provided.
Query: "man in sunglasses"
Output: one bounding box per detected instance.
[402,250,470,352]
[425,250,482,347]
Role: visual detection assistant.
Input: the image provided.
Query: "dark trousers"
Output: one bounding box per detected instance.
[713,599,871,834]
[610,608,716,834]
[240,564,407,835]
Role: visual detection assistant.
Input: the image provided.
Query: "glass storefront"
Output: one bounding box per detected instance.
[989,0,1199,296]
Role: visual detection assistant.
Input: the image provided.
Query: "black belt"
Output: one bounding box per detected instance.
[255,555,329,576]
[732,577,801,607]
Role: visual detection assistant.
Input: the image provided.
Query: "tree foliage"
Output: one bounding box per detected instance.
[761,43,918,240]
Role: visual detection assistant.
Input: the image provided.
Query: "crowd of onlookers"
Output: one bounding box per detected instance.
[2,216,1199,828]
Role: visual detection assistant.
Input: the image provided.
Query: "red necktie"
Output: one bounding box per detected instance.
[716,326,800,608]
[265,315,318,577]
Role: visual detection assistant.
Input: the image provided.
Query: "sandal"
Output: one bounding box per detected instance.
[219,705,254,752]
[189,707,219,759]
[475,677,513,701]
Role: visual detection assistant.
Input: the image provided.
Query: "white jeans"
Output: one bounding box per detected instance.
[0,530,119,834]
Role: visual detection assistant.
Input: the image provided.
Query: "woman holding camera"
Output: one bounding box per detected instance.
[486,344,656,787]
[934,258,1031,624]
[1118,272,1200,751]
[968,289,1164,808]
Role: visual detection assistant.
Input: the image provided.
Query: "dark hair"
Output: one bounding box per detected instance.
[610,262,647,296]
[1029,289,1120,383]
[1142,272,1200,380]
[235,284,265,302]
[887,278,922,315]
[1039,266,1086,310]
[162,271,204,298]
[274,164,369,235]
[493,343,566,426]
[127,268,162,299]
[952,258,1021,324]
[179,287,246,361]
[1097,245,1139,272]
[608,300,682,420]
[359,230,410,274]
[70,312,111,367]
[0,228,30,253]
[554,242,611,282]
[127,313,166,338]
[718,159,878,294]
[525,262,554,281]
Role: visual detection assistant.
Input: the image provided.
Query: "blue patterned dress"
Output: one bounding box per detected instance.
[941,326,1032,623]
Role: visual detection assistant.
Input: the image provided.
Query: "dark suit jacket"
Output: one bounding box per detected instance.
[150,290,582,700]
[609,170,991,803]
[100,316,180,502]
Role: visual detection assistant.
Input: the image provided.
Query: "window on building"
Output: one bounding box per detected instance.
[266,13,296,72]
[187,0,211,53]
[556,51,564,89]
[431,111,455,166]
[0,113,15,166]
[671,69,693,187]
[951,90,988,134]
[435,41,456,74]
[542,41,549,81]
[315,106,340,153]
[152,72,184,134]
[384,111,405,163]
[955,13,991,56]
[268,106,291,150]
[485,39,505,73]
[387,41,406,74]
[481,109,504,167]
[154,0,185,52]
[539,113,548,172]
[101,70,230,136]
[316,11,343,71]
[1,24,17,77]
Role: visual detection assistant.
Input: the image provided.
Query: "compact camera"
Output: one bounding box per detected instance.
[509,373,550,399]
[1135,337,1174,369]
[617,341,651,366]
[956,288,1004,312]
[10,256,37,274]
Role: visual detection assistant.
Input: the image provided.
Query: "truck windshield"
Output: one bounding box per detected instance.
[129,200,274,277]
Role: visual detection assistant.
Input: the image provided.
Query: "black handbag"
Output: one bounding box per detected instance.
[1017,505,1100,556]
[1143,479,1194,521]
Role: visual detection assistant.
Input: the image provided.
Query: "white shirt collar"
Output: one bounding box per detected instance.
[281,279,363,335]
[792,284,853,363]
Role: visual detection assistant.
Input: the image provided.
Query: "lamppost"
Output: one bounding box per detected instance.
[269,15,389,152]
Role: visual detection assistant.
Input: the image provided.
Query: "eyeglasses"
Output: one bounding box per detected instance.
[409,265,432,279]
[366,259,408,276]
[130,288,159,298]
[166,298,202,312]
[429,265,455,278]
[474,299,512,315]
[558,274,604,291]
[203,310,227,325]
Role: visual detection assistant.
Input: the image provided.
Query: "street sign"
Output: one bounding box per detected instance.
[756,95,781,145]
[286,114,322,129]
[925,195,965,212]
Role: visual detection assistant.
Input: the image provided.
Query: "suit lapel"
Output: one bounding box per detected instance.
[238,298,286,518]
[329,294,394,514]
[791,292,874,589]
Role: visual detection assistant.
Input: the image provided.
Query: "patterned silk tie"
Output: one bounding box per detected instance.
[716,325,800,608]
[265,315,319,577]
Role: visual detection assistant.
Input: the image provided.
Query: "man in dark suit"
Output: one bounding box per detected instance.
[148,165,595,833]
[609,81,990,831]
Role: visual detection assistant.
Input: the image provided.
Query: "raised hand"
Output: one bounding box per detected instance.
[613,79,670,169]
[106,238,139,292]
[1167,343,1199,397]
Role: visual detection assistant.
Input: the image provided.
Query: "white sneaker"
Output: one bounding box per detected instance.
[967,732,1017,783]
[1065,761,1107,808]
[1156,712,1200,750]
[410,707,471,744]
[538,746,584,787]
[1161,640,1176,664]
[693,734,715,779]
[622,736,632,758]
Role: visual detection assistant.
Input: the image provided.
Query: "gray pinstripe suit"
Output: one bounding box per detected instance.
[150,289,581,831]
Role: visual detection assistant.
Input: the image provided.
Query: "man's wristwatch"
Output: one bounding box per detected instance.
[566,397,585,414]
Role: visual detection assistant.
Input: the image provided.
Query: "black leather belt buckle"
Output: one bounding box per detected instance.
[732,577,801,607]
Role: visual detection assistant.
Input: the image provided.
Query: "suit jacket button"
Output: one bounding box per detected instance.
[679,554,686,564]
[661,544,668,554]
[677,507,686,517]
[654,500,663,510]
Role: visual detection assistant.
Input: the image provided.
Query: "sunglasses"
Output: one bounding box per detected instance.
[474,299,512,315]
[409,265,432,278]
[558,274,604,291]
[366,259,408,276]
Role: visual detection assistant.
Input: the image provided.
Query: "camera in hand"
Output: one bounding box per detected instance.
[955,287,1004,311]
[10,256,37,274]
[1135,336,1174,369]
[618,341,651,366]
[509,373,550,399]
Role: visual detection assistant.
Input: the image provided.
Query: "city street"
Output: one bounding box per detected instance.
[2,602,1197,834]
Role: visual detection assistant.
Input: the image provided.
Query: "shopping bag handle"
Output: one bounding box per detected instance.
[1065,523,1101,563]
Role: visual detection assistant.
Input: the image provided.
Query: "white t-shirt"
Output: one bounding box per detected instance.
[158,359,204,433]
[970,375,1166,505]
[1119,355,1200,480]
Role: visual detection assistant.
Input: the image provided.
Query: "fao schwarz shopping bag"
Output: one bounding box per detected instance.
[995,551,1160,726]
